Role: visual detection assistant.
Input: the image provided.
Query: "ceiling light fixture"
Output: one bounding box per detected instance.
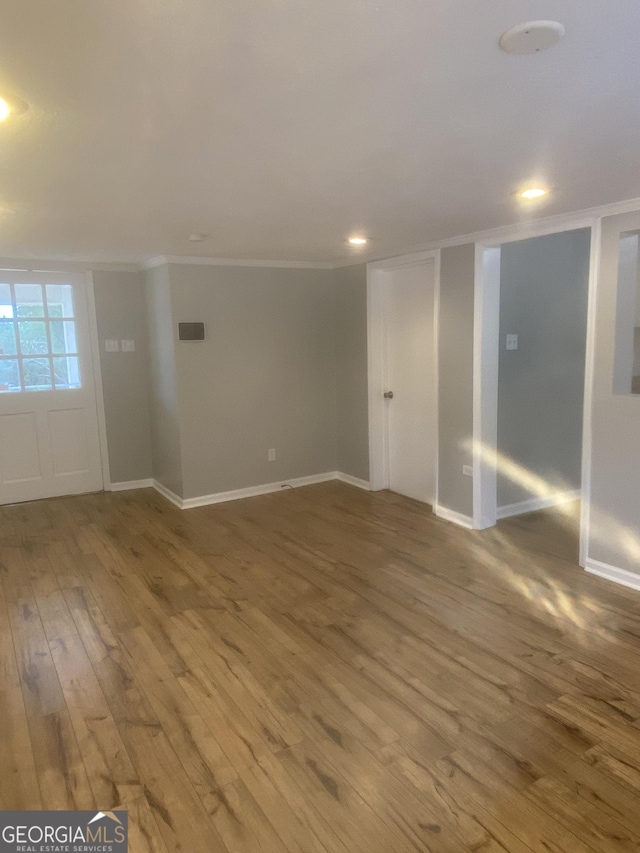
[348,236,368,245]
[499,21,565,55]
[520,187,548,200]
[0,94,29,121]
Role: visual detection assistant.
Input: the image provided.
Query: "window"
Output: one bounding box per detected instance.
[0,282,81,392]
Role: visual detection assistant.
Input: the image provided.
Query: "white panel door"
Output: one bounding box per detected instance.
[0,272,103,504]
[385,261,436,503]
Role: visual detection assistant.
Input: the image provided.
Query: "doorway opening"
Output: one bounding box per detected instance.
[475,227,594,565]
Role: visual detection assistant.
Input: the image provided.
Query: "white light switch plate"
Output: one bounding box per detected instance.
[506,334,518,350]
[121,339,135,352]
[105,339,119,352]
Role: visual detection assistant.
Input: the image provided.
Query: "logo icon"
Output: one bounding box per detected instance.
[0,810,128,852]
[88,811,124,826]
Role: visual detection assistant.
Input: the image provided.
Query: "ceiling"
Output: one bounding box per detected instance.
[1,0,639,264]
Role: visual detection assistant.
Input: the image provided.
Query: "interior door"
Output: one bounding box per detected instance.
[0,272,103,504]
[385,260,436,503]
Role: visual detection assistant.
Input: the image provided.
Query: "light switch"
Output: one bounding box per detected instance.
[105,339,119,352]
[506,334,518,350]
[121,339,135,352]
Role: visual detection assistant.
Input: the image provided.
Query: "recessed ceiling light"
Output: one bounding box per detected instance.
[520,187,548,199]
[348,236,368,245]
[499,21,565,55]
[0,94,29,122]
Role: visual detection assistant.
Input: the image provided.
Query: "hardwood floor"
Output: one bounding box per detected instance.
[1,482,640,852]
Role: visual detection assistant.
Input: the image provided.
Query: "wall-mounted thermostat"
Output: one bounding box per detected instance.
[178,322,205,341]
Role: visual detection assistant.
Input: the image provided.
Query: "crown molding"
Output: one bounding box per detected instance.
[140,256,168,270]
[0,256,141,273]
[349,195,640,268]
[83,262,142,272]
[140,254,335,271]
[3,194,640,276]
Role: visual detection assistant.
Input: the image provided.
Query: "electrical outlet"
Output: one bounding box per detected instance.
[268,448,276,462]
[462,465,473,477]
[105,339,119,352]
[121,339,135,352]
[506,333,518,350]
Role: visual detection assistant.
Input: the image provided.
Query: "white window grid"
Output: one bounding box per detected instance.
[0,282,81,392]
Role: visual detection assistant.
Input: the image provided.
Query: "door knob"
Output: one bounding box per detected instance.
[383,391,394,399]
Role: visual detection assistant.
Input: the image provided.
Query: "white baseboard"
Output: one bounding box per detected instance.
[182,472,337,509]
[109,478,154,492]
[153,472,341,510]
[497,489,581,520]
[152,471,372,510]
[585,558,640,592]
[434,505,474,529]
[152,479,184,508]
[333,471,371,490]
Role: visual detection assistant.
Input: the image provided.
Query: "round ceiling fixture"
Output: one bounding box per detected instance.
[520,187,547,200]
[499,21,565,55]
[0,94,29,121]
[348,236,368,246]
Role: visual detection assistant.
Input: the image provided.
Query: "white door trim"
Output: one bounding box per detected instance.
[578,218,601,567]
[472,244,501,529]
[366,250,438,493]
[472,217,598,546]
[367,264,388,491]
[85,271,111,490]
[432,249,441,509]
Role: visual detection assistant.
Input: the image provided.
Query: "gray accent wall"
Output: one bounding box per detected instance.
[590,210,640,574]
[438,243,475,519]
[144,264,184,496]
[497,230,590,508]
[92,270,153,483]
[167,263,338,500]
[334,264,369,481]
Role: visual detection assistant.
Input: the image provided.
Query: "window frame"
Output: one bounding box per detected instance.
[0,280,82,393]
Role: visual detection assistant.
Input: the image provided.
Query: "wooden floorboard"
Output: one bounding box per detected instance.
[1,482,640,852]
